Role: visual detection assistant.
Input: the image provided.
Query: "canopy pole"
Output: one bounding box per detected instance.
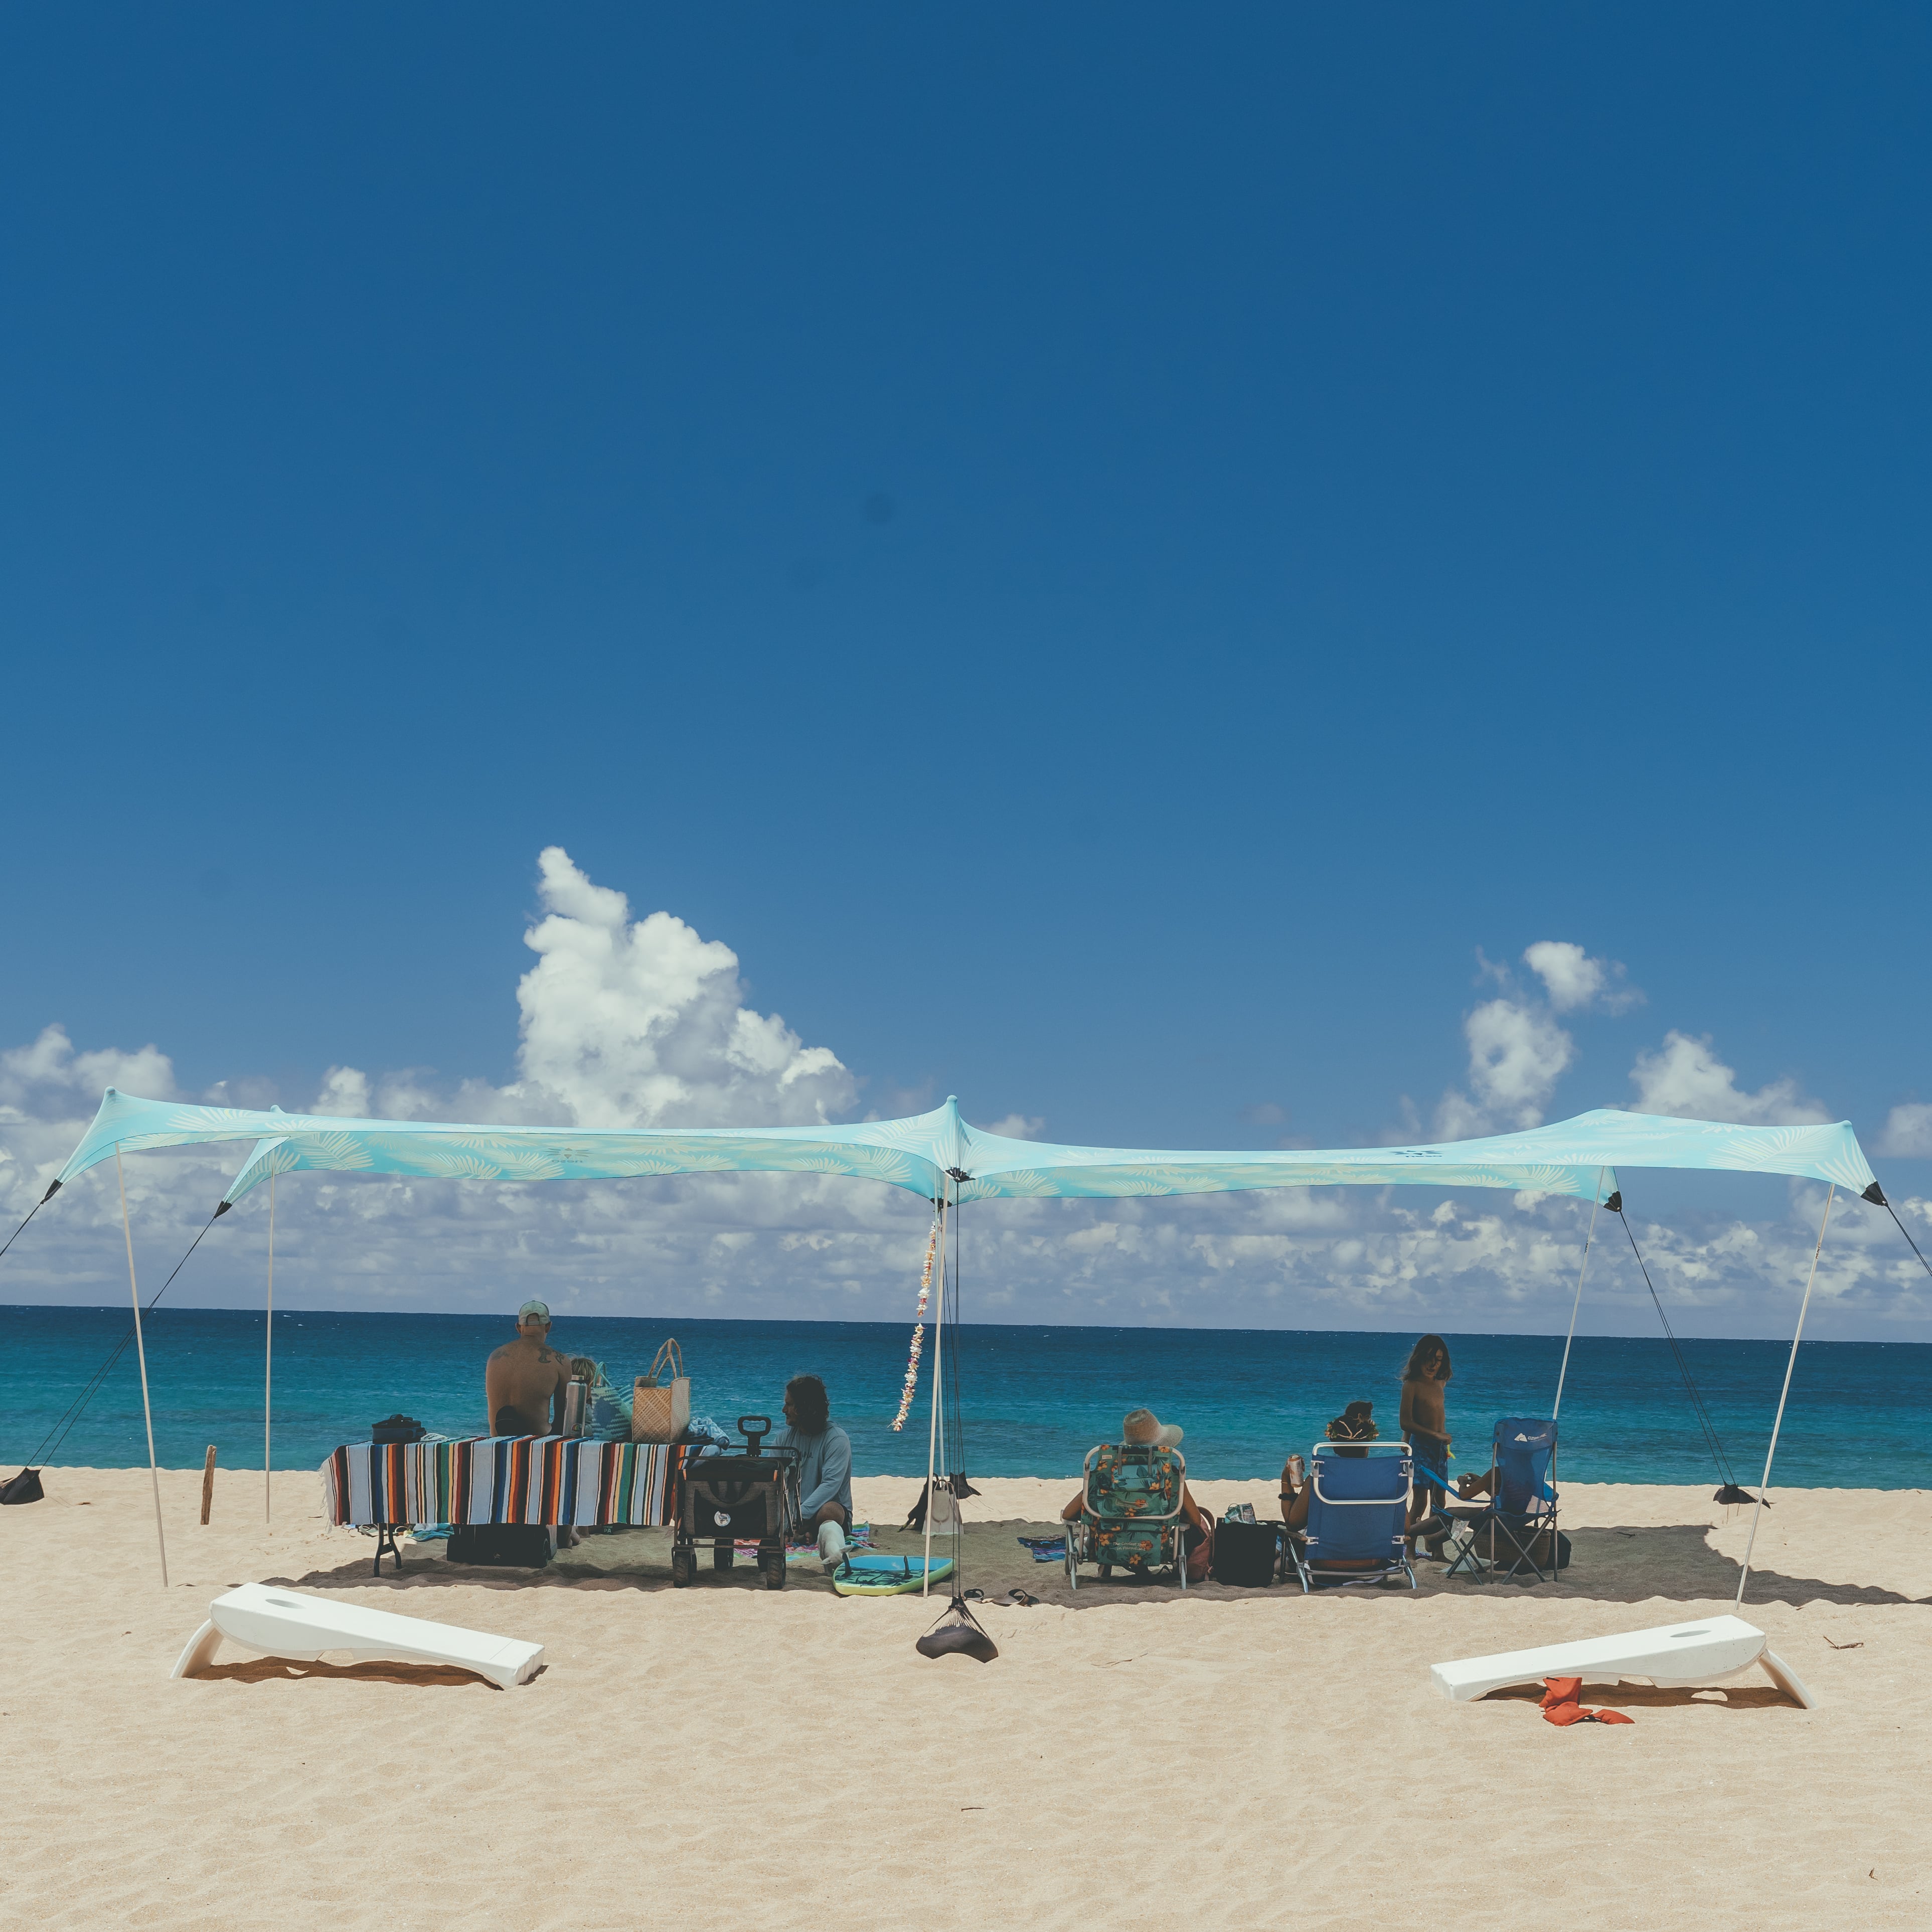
[1736,1184,1835,1607]
[923,1191,947,1597]
[264,1173,274,1524]
[1551,1171,1603,1422]
[115,1145,169,1588]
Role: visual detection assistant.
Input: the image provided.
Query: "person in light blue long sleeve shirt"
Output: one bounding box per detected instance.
[769,1374,854,1572]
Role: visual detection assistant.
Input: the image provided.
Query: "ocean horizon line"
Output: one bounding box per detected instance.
[5,1305,1923,1489]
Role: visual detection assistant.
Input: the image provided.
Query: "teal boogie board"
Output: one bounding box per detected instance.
[831,1552,956,1597]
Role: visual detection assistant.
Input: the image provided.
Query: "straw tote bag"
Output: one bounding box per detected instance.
[631,1339,691,1443]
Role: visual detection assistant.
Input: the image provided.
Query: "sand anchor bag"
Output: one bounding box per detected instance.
[631,1339,691,1443]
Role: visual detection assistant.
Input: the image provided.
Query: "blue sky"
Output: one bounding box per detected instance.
[4,9,1929,1334]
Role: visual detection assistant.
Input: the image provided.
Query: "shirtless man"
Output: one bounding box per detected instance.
[485,1300,574,1436]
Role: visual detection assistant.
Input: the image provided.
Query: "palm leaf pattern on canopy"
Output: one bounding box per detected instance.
[54,1091,1876,1212]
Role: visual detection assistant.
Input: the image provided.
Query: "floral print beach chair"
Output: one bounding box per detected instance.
[1064,1442,1189,1590]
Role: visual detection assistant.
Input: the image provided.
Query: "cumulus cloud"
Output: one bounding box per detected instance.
[312,1067,371,1117]
[506,846,854,1129]
[1433,940,1643,1139]
[316,847,857,1132]
[1629,1032,1830,1125]
[1523,941,1643,1015]
[0,1024,180,1116]
[984,1114,1047,1141]
[1876,1103,1932,1158]
[1436,999,1575,1137]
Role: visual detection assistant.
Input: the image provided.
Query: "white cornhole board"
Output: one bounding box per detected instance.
[172,1582,544,1690]
[1430,1614,1814,1709]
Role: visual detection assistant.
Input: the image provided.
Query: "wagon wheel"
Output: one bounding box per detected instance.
[671,1545,695,1588]
[762,1551,787,1590]
[713,1542,735,1571]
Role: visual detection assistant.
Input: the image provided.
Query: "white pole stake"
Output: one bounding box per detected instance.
[923,1194,947,1598]
[116,1146,170,1589]
[1736,1184,1835,1607]
[1552,1173,1603,1423]
[264,1173,274,1524]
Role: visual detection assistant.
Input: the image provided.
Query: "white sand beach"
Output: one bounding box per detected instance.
[5,1466,1929,1930]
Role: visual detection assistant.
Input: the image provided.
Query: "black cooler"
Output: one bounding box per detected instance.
[673,1415,802,1590]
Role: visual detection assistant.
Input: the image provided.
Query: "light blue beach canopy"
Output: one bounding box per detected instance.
[51,1089,1878,1208]
[47,1085,1892,1608]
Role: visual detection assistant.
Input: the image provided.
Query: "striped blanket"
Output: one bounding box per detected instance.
[320,1436,685,1528]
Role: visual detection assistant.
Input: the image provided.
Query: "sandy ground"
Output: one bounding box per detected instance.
[5,1467,1930,1930]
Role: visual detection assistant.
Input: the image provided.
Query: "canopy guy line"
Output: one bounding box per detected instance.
[1877,1194,1932,1281]
[12,1206,224,1482]
[1737,1185,1837,1607]
[0,1194,48,1265]
[1614,1197,1747,1500]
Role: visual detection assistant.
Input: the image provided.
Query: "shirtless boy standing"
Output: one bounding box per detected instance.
[485,1299,574,1436]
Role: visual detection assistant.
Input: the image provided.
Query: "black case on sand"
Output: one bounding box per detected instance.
[1209,1519,1281,1587]
[446,1524,552,1568]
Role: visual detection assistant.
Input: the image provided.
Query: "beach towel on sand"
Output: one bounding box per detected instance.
[1541,1678,1634,1726]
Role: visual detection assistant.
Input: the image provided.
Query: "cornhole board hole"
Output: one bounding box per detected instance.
[172,1581,544,1690]
[1430,1614,1814,1709]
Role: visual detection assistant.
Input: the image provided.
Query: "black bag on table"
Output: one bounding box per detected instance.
[446,1524,552,1568]
[1210,1518,1280,1587]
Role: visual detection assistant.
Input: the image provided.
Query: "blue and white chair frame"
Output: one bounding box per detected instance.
[1443,1416,1560,1585]
[1281,1440,1417,1592]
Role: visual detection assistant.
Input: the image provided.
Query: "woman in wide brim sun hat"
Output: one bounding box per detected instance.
[1121,1407,1183,1449]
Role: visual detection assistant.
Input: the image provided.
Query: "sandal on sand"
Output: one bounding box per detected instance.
[1005,1588,1040,1607]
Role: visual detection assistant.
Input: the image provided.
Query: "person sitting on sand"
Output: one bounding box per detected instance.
[1062,1408,1215,1581]
[1279,1403,1436,1572]
[1399,1335,1455,1559]
[484,1300,575,1436]
[770,1374,854,1574]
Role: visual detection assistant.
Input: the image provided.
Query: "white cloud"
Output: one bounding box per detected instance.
[984,1114,1047,1141]
[312,1067,371,1117]
[0,1023,179,1114]
[1523,941,1643,1015]
[1876,1104,1932,1158]
[501,846,855,1130]
[1629,1031,1829,1125]
[310,847,856,1133]
[1436,998,1574,1136]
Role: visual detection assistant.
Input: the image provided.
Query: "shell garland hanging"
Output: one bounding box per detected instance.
[890,1212,941,1431]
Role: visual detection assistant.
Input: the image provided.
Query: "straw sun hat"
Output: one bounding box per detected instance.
[1122,1407,1183,1449]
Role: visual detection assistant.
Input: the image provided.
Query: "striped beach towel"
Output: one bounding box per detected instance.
[320,1435,685,1528]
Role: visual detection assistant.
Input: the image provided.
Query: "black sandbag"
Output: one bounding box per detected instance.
[446,1523,551,1567]
[1209,1518,1279,1587]
[916,1595,998,1662]
[0,1469,44,1505]
[916,1620,999,1663]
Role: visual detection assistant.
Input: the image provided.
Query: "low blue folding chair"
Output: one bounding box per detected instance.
[1444,1416,1561,1585]
[1282,1439,1416,1591]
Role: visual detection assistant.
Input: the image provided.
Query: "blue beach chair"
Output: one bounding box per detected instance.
[1282,1440,1416,1591]
[1064,1442,1191,1590]
[1444,1416,1561,1585]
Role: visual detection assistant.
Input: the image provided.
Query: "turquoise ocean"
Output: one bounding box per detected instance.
[3,1307,1924,1488]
